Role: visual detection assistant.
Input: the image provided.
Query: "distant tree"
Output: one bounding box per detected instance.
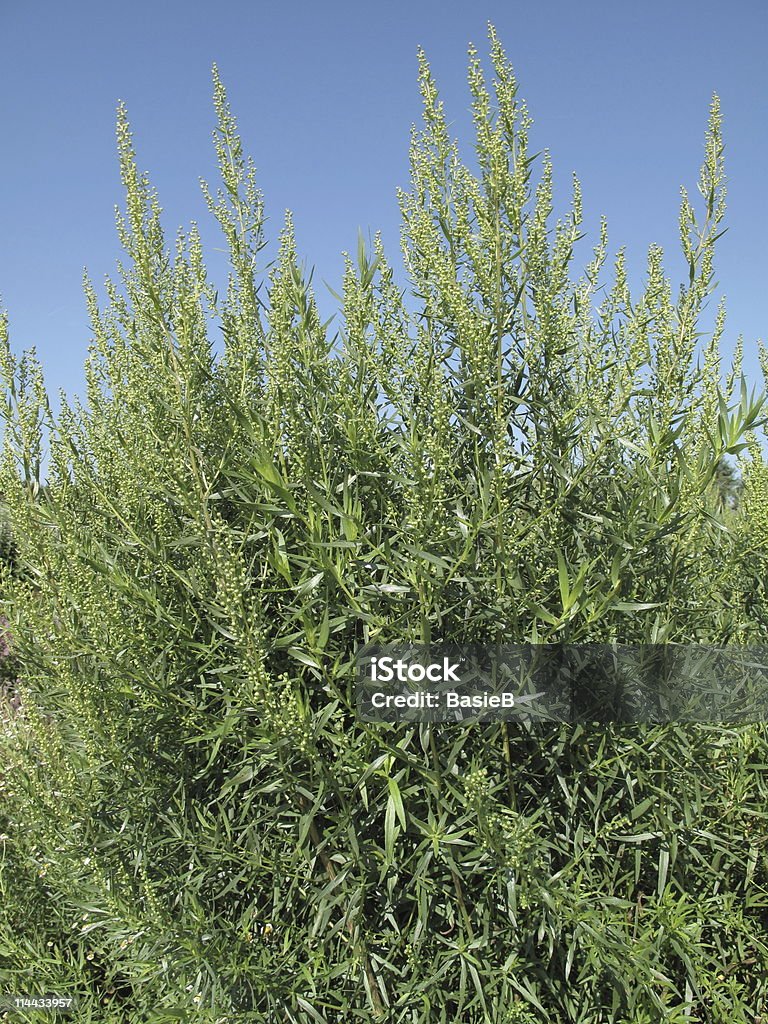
[714,456,743,511]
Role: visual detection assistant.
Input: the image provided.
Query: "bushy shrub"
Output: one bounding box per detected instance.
[1,27,767,1022]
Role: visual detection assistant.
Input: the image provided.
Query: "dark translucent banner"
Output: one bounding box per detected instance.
[355,644,768,723]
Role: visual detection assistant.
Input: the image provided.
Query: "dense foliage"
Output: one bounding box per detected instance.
[1,27,767,1022]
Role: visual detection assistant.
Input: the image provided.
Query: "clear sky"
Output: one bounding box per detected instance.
[1,0,766,409]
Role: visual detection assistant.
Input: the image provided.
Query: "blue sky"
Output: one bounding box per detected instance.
[0,0,766,409]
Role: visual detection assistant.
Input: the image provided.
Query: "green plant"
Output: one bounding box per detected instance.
[1,25,767,1022]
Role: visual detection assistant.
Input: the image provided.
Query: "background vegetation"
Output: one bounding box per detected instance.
[1,27,767,1022]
